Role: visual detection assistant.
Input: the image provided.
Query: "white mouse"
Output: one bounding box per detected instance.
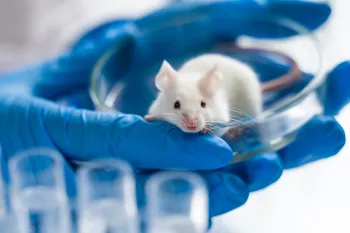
[144,53,264,138]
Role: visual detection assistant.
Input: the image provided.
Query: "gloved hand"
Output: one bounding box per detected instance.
[0,0,347,225]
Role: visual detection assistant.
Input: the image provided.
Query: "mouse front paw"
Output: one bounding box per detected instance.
[200,128,209,135]
[145,115,157,121]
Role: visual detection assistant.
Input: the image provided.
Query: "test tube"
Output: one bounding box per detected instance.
[0,145,20,233]
[145,171,208,233]
[8,148,71,233]
[77,159,139,233]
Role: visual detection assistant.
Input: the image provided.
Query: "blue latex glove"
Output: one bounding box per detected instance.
[0,0,347,223]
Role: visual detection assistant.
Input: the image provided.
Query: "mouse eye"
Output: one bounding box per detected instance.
[201,100,206,108]
[174,100,181,109]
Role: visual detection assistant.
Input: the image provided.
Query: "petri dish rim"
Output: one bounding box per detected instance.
[89,13,326,161]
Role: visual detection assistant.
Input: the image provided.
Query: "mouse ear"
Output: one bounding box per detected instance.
[155,60,177,91]
[199,64,223,97]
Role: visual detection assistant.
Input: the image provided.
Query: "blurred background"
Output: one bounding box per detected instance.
[0,0,349,232]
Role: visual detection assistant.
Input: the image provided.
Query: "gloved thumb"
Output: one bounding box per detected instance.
[0,95,233,171]
[323,61,350,115]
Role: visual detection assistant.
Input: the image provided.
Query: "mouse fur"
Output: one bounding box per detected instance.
[146,53,263,136]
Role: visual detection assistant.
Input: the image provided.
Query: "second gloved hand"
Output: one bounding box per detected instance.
[0,92,247,219]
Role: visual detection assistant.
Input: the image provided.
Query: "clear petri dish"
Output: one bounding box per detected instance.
[90,11,326,163]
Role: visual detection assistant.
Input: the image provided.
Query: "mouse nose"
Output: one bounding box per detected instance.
[182,114,198,129]
[186,119,197,127]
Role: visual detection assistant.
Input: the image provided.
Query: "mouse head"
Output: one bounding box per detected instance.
[154,60,223,133]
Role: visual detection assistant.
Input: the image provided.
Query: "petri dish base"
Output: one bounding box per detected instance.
[89,9,326,163]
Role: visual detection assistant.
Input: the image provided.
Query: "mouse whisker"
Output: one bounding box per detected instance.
[203,126,214,134]
[206,124,223,128]
[227,114,255,122]
[208,125,230,131]
[227,116,245,123]
[229,108,251,115]
[229,109,252,118]
[206,127,214,132]
[227,114,244,118]
[227,118,246,125]
[206,124,226,130]
[227,115,249,122]
[205,121,233,127]
[206,120,229,124]
[226,118,260,133]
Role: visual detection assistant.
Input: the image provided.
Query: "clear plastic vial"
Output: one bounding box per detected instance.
[0,145,20,233]
[77,159,139,233]
[145,171,208,233]
[8,148,72,233]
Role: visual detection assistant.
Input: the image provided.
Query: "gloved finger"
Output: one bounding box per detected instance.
[134,170,248,219]
[222,152,283,192]
[139,1,330,40]
[216,115,346,191]
[0,62,45,95]
[0,52,90,98]
[202,171,249,217]
[55,89,95,110]
[323,61,350,115]
[248,60,350,116]
[70,0,330,85]
[267,0,331,32]
[0,22,138,101]
[70,0,329,76]
[278,116,346,169]
[0,95,233,171]
[224,116,346,187]
[71,19,131,55]
[34,24,138,100]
